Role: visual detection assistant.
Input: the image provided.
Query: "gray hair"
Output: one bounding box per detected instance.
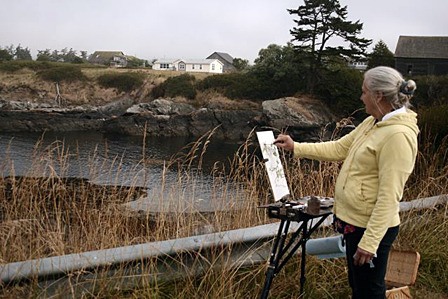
[364,66,416,109]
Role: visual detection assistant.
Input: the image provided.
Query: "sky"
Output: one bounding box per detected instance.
[1,0,447,63]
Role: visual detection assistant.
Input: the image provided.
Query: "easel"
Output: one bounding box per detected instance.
[259,200,332,299]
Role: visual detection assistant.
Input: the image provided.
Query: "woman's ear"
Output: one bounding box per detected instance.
[375,91,384,102]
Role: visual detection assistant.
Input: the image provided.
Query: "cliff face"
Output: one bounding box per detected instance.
[0,97,336,141]
[0,69,338,140]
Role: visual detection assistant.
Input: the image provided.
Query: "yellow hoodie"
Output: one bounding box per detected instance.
[293,110,419,253]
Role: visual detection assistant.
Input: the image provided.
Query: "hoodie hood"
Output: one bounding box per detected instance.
[377,109,419,135]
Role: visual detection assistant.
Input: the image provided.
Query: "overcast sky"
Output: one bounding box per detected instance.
[1,0,447,63]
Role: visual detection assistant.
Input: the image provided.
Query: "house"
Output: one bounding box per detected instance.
[151,58,178,71]
[347,59,367,71]
[152,58,224,73]
[394,36,448,76]
[88,51,127,67]
[207,52,235,72]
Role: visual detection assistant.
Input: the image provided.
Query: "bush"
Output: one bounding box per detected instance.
[316,67,364,118]
[418,104,448,145]
[97,72,145,93]
[152,73,196,99]
[196,74,240,92]
[36,65,87,83]
[223,73,270,100]
[0,60,53,73]
[197,72,297,101]
[411,75,448,109]
[406,75,448,145]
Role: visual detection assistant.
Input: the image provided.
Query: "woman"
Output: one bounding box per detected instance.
[274,66,419,298]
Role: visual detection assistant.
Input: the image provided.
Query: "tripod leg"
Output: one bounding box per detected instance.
[260,266,275,299]
[260,220,288,299]
[300,221,308,295]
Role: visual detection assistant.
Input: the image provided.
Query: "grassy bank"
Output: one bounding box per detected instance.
[0,129,447,298]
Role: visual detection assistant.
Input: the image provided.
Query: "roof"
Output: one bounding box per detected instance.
[153,58,180,64]
[89,51,125,62]
[154,58,223,65]
[207,52,234,64]
[178,59,223,65]
[395,36,448,59]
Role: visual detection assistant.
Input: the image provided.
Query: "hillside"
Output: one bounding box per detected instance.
[0,67,174,107]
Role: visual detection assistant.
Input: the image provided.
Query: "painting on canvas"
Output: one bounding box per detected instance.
[256,131,290,202]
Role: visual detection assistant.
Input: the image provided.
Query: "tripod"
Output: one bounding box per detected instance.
[259,201,332,299]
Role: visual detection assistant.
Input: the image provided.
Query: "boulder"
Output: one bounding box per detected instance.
[125,99,195,116]
[262,96,335,129]
[0,96,337,140]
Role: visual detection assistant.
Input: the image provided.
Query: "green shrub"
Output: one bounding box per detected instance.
[0,61,22,72]
[412,75,448,108]
[97,72,145,93]
[197,72,297,101]
[409,75,448,144]
[36,65,87,83]
[223,73,269,100]
[196,74,240,92]
[152,73,197,99]
[418,104,448,145]
[316,67,364,117]
[0,60,52,73]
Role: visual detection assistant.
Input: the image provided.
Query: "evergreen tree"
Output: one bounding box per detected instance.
[37,49,52,61]
[367,40,395,69]
[14,44,32,60]
[232,57,250,72]
[288,0,371,92]
[80,51,88,60]
[251,43,307,97]
[0,48,13,61]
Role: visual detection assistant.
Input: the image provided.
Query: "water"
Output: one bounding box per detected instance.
[0,131,245,212]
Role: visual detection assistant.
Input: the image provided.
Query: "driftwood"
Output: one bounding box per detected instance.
[54,83,65,107]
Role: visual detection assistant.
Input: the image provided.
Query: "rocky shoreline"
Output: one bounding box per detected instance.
[0,96,336,141]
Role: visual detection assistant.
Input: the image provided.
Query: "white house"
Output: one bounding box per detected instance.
[152,58,224,73]
[347,59,367,71]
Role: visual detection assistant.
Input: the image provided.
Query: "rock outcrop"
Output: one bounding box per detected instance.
[0,96,336,140]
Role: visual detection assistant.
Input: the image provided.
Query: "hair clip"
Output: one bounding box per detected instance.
[400,81,414,95]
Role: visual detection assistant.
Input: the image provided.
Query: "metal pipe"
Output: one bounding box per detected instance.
[1,194,446,285]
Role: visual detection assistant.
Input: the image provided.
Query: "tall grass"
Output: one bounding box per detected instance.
[1,127,447,298]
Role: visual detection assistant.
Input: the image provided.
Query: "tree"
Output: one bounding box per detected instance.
[250,43,307,98]
[367,40,395,69]
[51,49,62,61]
[15,44,32,60]
[80,51,88,60]
[2,44,33,60]
[62,48,78,63]
[0,48,13,61]
[37,49,52,61]
[232,57,250,72]
[288,0,371,92]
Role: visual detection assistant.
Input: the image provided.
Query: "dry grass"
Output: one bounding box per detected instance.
[0,67,215,108]
[0,128,447,298]
[194,90,261,110]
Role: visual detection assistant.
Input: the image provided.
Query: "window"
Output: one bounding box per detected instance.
[407,64,413,75]
[211,64,215,71]
[192,64,195,69]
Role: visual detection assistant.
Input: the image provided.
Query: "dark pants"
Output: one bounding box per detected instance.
[344,226,399,299]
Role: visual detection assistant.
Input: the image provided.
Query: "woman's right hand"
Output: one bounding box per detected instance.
[274,134,294,152]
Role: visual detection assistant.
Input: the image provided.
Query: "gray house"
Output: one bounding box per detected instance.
[394,36,448,76]
[206,52,235,72]
[88,51,127,67]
